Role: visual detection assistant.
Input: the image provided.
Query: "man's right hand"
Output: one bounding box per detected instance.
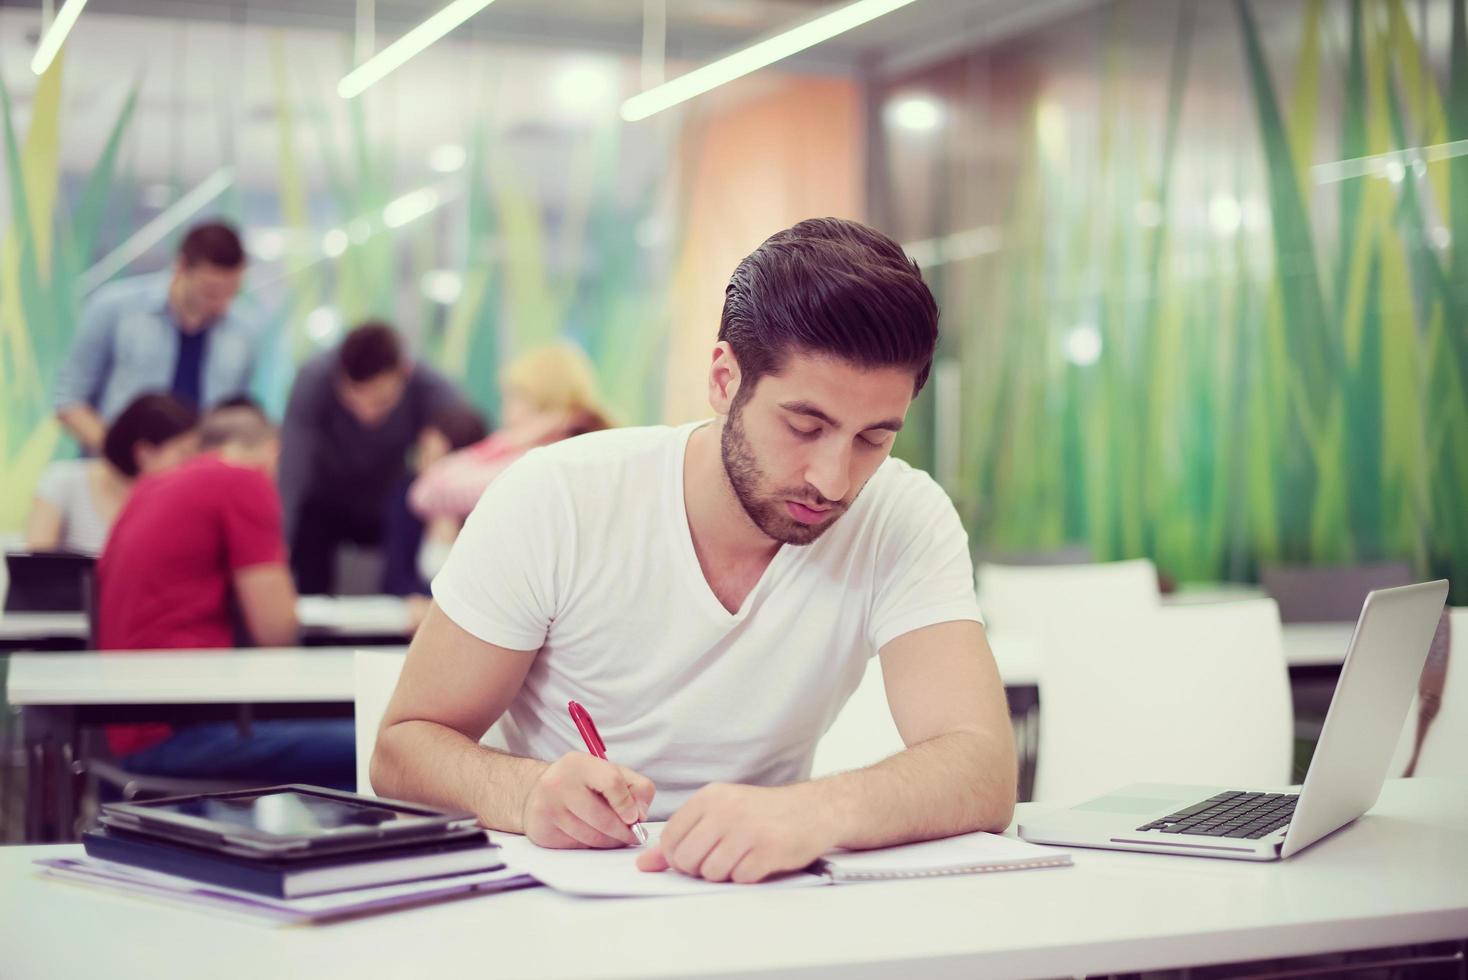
[521,751,655,849]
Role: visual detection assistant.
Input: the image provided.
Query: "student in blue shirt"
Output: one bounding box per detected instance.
[54,222,265,453]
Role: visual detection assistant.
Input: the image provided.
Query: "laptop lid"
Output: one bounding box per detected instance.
[1281,580,1448,857]
[3,551,95,613]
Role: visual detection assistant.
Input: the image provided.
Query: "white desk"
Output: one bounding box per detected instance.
[9,647,404,843]
[990,622,1354,686]
[0,595,413,650]
[1,779,1463,979]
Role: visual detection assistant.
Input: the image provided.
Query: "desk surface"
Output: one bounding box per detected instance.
[5,622,1353,709]
[6,648,394,705]
[0,594,412,645]
[1,778,1463,980]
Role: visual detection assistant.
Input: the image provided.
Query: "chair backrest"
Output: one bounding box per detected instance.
[1260,562,1414,623]
[810,656,904,779]
[3,551,96,613]
[354,650,408,795]
[353,648,511,795]
[976,558,1160,635]
[1390,607,1467,779]
[1034,598,1293,805]
[975,545,1094,568]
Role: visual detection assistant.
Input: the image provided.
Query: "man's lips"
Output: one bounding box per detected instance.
[786,500,835,525]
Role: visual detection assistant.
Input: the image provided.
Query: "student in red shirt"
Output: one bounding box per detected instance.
[98,398,354,789]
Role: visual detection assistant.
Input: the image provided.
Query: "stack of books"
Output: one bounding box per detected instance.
[42,785,536,923]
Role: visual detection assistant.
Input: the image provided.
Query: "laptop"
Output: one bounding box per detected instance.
[1018,580,1449,861]
[3,551,96,613]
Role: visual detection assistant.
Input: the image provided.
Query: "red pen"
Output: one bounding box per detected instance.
[567,700,649,845]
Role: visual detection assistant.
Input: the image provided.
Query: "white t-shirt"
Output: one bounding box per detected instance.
[34,460,111,556]
[432,422,983,819]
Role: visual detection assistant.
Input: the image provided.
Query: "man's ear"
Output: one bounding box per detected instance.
[707,342,742,417]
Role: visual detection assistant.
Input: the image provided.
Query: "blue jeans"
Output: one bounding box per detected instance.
[119,719,358,792]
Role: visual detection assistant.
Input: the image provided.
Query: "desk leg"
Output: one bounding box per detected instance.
[21,705,77,843]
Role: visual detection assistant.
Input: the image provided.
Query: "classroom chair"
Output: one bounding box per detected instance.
[353,649,510,797]
[1390,607,1466,780]
[1260,562,1415,623]
[1033,598,1293,805]
[977,559,1162,799]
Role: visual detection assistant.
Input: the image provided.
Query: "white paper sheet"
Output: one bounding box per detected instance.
[495,824,827,898]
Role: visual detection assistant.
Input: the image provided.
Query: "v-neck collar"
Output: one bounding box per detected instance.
[668,420,793,625]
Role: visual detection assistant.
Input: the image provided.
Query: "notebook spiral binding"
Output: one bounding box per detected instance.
[826,856,1071,881]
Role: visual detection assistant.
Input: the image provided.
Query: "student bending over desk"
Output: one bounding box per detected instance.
[373,218,1017,883]
[97,399,355,790]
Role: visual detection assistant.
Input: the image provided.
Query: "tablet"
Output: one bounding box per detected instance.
[99,785,481,859]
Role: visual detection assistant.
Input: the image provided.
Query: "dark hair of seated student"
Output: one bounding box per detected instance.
[101,393,200,478]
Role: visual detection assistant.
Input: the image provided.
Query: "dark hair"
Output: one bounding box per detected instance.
[339,321,404,383]
[718,217,939,398]
[178,222,246,269]
[102,393,199,477]
[428,402,490,451]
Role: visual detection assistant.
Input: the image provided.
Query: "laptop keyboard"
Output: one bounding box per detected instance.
[1135,791,1298,840]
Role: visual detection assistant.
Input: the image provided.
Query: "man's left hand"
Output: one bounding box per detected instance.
[634,782,838,883]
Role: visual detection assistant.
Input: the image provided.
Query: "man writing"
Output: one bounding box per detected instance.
[372,218,1015,882]
[55,221,262,451]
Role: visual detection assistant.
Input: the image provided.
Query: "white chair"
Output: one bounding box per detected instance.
[353,649,512,796]
[354,650,408,795]
[810,657,904,778]
[1390,607,1468,779]
[1033,598,1294,805]
[976,558,1161,634]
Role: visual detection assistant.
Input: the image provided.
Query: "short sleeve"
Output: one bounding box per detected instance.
[219,468,287,571]
[868,472,984,652]
[430,449,567,653]
[34,462,77,507]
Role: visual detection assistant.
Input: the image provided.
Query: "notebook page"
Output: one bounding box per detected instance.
[820,831,1071,880]
[495,824,827,897]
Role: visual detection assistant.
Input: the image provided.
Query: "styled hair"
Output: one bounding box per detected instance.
[199,397,275,450]
[102,393,199,477]
[178,221,246,269]
[339,321,404,383]
[718,217,938,397]
[428,402,490,452]
[501,340,612,430]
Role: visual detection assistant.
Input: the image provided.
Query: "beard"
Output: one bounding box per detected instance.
[720,395,848,546]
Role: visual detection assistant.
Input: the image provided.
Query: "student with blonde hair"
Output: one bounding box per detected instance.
[409,340,612,534]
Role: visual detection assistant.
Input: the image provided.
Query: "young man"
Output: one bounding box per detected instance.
[278,321,462,594]
[98,399,354,789]
[372,218,1015,883]
[55,222,263,452]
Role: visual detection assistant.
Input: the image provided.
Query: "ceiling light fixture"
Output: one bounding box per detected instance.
[31,0,89,75]
[339,0,499,99]
[620,0,920,122]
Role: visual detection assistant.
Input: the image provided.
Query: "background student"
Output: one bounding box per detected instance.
[408,340,612,581]
[97,398,355,790]
[25,392,199,555]
[277,321,462,595]
[53,222,264,452]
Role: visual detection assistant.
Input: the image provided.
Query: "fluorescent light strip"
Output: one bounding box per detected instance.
[339,0,499,99]
[31,0,89,75]
[81,168,234,293]
[621,0,920,122]
[1311,138,1468,185]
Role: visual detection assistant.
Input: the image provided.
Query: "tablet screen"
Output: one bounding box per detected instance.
[147,791,419,837]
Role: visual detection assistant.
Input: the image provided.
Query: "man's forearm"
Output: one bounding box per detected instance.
[811,728,1017,851]
[57,404,106,452]
[372,720,549,831]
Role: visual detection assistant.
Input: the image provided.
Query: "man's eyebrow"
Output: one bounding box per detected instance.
[778,400,904,433]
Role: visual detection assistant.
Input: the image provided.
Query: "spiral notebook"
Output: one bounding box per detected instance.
[495,825,1070,897]
[816,830,1072,881]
